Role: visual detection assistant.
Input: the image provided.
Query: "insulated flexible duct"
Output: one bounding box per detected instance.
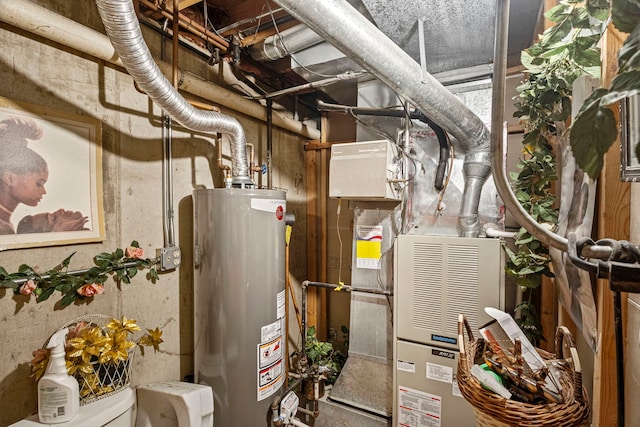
[249,24,324,61]
[94,0,252,186]
[273,0,492,237]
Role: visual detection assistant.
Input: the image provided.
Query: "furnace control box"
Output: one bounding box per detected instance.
[329,140,401,201]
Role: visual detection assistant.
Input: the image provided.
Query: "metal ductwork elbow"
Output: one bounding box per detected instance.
[95,0,252,186]
[273,0,493,237]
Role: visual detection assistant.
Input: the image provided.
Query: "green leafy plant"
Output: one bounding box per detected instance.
[0,241,159,308]
[510,0,608,344]
[571,0,640,178]
[511,0,640,344]
[304,325,347,385]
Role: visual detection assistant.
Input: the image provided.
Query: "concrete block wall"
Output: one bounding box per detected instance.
[0,1,309,425]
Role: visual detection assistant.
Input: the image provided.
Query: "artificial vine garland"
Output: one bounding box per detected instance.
[0,241,159,308]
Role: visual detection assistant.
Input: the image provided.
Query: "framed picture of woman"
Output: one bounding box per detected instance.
[0,97,104,249]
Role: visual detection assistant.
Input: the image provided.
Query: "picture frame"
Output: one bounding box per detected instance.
[620,94,640,182]
[0,97,104,249]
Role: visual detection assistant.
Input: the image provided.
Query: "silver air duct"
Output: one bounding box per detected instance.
[273,0,492,237]
[250,24,324,62]
[95,0,252,186]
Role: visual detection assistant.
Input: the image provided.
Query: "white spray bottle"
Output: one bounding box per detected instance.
[38,327,79,424]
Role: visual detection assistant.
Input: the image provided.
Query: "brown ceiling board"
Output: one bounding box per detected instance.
[239,19,298,47]
[139,0,229,51]
[179,0,204,10]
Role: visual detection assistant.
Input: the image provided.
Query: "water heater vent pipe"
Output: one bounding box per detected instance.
[95,0,253,186]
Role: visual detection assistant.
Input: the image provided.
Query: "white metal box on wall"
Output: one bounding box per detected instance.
[329,140,401,201]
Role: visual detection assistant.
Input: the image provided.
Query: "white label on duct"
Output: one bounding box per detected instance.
[261,320,281,343]
[277,289,285,319]
[251,198,286,213]
[355,225,382,270]
[397,385,441,427]
[397,359,416,373]
[426,362,453,384]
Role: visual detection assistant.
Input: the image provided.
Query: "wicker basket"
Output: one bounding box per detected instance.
[457,314,590,427]
[45,314,135,406]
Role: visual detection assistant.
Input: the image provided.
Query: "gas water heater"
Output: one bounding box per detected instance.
[194,188,287,426]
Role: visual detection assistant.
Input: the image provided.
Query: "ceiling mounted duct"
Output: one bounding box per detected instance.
[274,0,494,236]
[249,24,324,61]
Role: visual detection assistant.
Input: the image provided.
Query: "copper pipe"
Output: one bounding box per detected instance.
[172,0,179,89]
[246,143,262,182]
[139,0,229,51]
[216,133,232,182]
[187,100,219,112]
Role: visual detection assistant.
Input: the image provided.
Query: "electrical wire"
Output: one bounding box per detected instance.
[336,199,344,286]
[435,133,455,213]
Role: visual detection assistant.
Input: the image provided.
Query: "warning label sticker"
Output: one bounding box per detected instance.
[261,319,282,343]
[426,362,453,384]
[277,290,285,320]
[259,336,282,369]
[257,320,284,401]
[397,385,441,427]
[257,357,283,401]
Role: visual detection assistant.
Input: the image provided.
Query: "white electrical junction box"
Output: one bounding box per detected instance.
[329,140,401,201]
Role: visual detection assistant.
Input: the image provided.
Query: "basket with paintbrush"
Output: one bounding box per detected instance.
[457,314,590,427]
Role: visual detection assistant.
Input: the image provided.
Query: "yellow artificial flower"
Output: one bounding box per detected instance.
[99,330,135,364]
[138,327,164,353]
[67,358,95,376]
[68,326,112,364]
[105,317,141,334]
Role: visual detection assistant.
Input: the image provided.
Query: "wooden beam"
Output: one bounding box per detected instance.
[593,23,629,427]
[178,0,202,11]
[306,144,320,336]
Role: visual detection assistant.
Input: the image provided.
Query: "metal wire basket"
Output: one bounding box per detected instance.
[45,314,136,406]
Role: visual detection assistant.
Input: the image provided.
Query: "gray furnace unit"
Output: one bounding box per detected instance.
[393,234,504,427]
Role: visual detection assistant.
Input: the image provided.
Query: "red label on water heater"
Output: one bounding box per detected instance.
[276,205,284,220]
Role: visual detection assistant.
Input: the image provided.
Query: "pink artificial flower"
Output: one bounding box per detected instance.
[19,279,37,295]
[31,348,48,365]
[125,246,145,259]
[77,283,105,297]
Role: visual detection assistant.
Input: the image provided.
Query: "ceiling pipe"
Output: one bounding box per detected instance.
[273,0,492,237]
[249,24,324,61]
[490,0,567,249]
[492,0,611,259]
[95,0,253,186]
[0,0,320,141]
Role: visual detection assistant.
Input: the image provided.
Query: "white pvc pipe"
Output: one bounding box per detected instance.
[0,0,320,141]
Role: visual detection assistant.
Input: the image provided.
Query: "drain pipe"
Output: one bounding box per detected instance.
[95,0,252,186]
[273,0,491,237]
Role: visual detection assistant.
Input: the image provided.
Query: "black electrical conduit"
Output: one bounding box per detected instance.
[317,101,450,191]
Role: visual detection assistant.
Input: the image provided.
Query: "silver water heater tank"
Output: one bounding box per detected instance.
[193,188,287,426]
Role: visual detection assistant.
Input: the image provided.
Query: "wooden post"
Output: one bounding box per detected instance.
[592,24,630,427]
